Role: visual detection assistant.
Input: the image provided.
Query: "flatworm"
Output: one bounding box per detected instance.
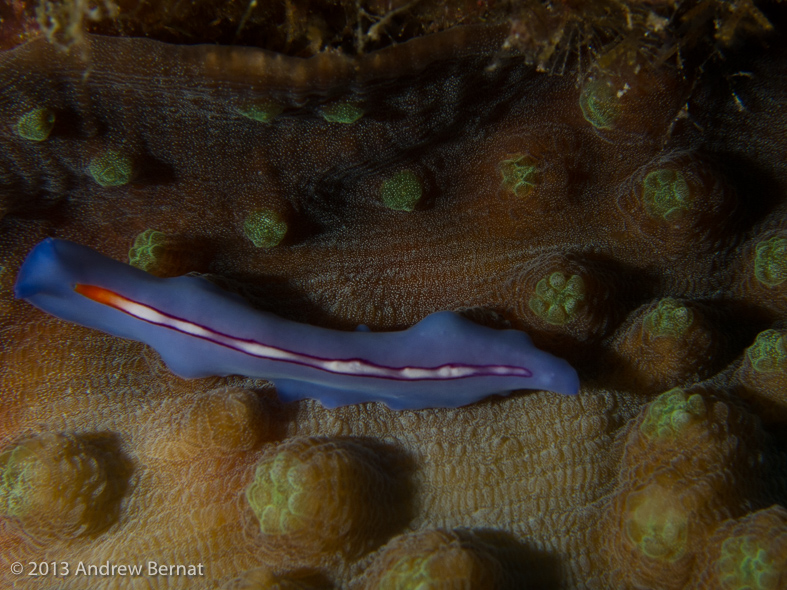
[15,239,579,409]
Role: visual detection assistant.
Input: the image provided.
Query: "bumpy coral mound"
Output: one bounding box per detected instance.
[353,529,502,590]
[690,505,787,589]
[244,436,399,562]
[611,298,721,393]
[147,386,272,461]
[0,432,127,539]
[732,328,787,421]
[603,388,770,589]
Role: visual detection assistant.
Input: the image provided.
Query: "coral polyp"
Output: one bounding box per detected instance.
[237,100,284,124]
[641,169,692,221]
[15,107,54,141]
[0,433,125,539]
[380,170,422,212]
[579,78,620,129]
[244,437,396,561]
[754,236,787,287]
[639,388,707,441]
[528,271,585,326]
[643,298,694,339]
[87,149,132,187]
[244,209,288,248]
[320,101,364,124]
[356,529,501,590]
[746,330,787,374]
[498,154,539,198]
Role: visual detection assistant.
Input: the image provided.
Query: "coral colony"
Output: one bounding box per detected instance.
[1,1,787,589]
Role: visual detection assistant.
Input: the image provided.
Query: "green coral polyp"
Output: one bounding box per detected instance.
[237,100,284,123]
[754,236,787,287]
[243,209,288,248]
[16,107,55,141]
[718,535,778,590]
[88,150,133,187]
[320,101,364,124]
[380,170,422,212]
[245,451,311,536]
[641,169,691,221]
[643,298,694,339]
[128,229,167,272]
[0,446,36,517]
[579,79,620,129]
[528,272,586,325]
[499,154,539,197]
[746,329,787,374]
[640,388,706,440]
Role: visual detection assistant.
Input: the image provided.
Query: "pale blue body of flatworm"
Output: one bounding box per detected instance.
[15,239,580,409]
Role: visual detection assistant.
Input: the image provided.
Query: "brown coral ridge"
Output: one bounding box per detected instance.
[1,7,787,590]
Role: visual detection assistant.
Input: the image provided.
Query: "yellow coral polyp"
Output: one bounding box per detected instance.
[640,388,707,440]
[379,550,480,590]
[0,433,120,538]
[528,271,586,325]
[244,209,288,248]
[754,237,787,287]
[746,330,787,374]
[16,107,55,141]
[88,149,133,187]
[180,388,266,453]
[718,535,778,590]
[128,229,167,272]
[245,437,391,557]
[363,530,500,590]
[643,298,694,339]
[624,483,689,561]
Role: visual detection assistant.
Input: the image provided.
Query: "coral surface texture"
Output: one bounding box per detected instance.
[1,1,787,589]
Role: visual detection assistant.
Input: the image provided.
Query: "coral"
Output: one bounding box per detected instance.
[0,4,786,589]
[603,388,770,589]
[754,236,787,288]
[127,228,189,276]
[689,505,787,589]
[354,529,502,590]
[639,388,707,441]
[579,78,620,130]
[611,298,721,393]
[15,106,54,141]
[528,271,586,326]
[379,170,422,212]
[320,101,364,124]
[498,154,539,198]
[0,432,126,539]
[642,298,694,339]
[747,330,787,374]
[732,329,787,421]
[236,100,284,124]
[615,151,738,258]
[87,148,132,187]
[244,209,288,248]
[641,169,692,222]
[244,437,398,563]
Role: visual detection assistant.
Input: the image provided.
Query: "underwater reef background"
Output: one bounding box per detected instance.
[2,0,787,588]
